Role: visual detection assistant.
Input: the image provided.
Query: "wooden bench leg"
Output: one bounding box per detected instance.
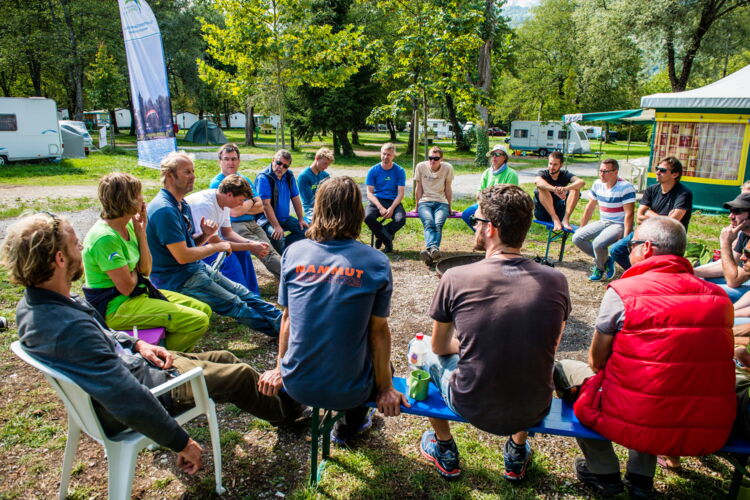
[309,408,345,487]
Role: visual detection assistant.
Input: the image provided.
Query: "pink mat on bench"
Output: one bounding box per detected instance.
[123,327,166,346]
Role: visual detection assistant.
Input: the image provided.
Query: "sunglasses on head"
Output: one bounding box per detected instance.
[275,160,290,169]
[428,156,441,161]
[730,207,750,215]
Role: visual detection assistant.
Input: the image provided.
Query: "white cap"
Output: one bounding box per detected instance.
[486,144,508,158]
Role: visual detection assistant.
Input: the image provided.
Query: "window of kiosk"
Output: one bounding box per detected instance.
[652,121,746,181]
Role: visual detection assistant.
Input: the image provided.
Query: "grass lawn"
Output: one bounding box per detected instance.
[0,144,734,499]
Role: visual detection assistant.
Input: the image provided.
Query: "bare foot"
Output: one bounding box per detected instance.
[552,221,563,231]
[562,220,573,231]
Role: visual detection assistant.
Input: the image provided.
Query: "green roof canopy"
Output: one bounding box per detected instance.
[562,109,654,125]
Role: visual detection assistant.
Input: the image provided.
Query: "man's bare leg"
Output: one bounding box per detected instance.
[428,417,452,441]
[562,190,581,231]
[538,190,563,231]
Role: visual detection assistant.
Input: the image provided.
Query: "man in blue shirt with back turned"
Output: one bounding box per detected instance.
[258,176,408,445]
[256,149,309,255]
[297,147,333,223]
[364,142,406,253]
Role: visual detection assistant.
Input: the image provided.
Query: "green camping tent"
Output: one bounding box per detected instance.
[184,119,227,144]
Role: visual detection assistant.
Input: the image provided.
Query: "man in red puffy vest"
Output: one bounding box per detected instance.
[555,216,735,498]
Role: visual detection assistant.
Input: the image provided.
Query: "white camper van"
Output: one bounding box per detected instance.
[0,97,63,165]
[508,120,591,156]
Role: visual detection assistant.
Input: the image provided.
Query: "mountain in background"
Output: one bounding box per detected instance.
[502,0,539,28]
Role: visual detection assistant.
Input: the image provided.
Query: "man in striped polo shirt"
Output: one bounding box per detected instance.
[573,159,636,281]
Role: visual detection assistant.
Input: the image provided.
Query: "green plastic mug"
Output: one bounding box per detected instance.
[407,369,430,401]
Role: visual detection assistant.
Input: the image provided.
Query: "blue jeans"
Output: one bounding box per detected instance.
[705,277,750,303]
[177,263,281,337]
[412,339,461,415]
[461,203,478,232]
[417,201,449,249]
[610,232,634,271]
[259,216,306,254]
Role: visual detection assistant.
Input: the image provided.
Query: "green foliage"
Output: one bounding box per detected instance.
[86,44,126,113]
[474,126,489,168]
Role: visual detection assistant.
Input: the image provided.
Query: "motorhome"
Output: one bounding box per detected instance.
[508,120,591,156]
[405,119,455,139]
[0,97,63,165]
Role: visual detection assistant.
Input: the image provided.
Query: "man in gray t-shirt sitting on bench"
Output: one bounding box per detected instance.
[417,185,571,482]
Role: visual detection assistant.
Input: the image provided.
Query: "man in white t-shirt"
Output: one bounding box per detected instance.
[572,159,635,281]
[185,175,271,294]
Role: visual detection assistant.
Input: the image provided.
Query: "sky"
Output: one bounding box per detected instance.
[505,0,540,6]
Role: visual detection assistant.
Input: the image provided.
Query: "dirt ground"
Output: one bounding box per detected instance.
[0,210,734,499]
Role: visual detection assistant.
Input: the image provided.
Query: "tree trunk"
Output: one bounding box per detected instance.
[445,94,468,152]
[333,133,341,157]
[351,129,360,145]
[26,50,43,96]
[290,128,295,150]
[245,100,255,147]
[406,120,415,155]
[387,118,398,142]
[59,0,84,120]
[109,109,119,135]
[335,130,353,156]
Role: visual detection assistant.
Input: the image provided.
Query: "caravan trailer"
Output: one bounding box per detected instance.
[0,97,63,165]
[508,120,590,156]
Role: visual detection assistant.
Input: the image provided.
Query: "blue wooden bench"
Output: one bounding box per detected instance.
[308,377,750,497]
[532,219,579,263]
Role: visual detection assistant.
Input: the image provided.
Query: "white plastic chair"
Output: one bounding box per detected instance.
[11,341,226,499]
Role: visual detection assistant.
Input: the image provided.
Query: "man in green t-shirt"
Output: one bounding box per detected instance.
[461,145,519,230]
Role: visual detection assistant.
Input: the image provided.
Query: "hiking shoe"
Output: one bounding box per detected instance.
[503,438,532,482]
[605,256,616,280]
[588,266,604,281]
[624,472,654,500]
[420,430,461,478]
[420,249,433,266]
[374,237,383,249]
[429,247,441,261]
[574,457,624,497]
[330,407,375,446]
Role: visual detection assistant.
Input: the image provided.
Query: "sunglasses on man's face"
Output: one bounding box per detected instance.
[491,152,505,157]
[469,215,493,227]
[655,166,670,174]
[275,160,290,169]
[627,239,661,253]
[730,208,750,215]
[428,156,441,161]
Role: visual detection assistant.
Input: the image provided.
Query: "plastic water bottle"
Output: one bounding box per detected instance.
[408,333,428,370]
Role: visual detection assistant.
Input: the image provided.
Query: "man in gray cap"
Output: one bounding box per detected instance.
[695,191,750,303]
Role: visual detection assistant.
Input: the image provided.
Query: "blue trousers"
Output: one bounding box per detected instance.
[461,203,478,232]
[417,201,449,249]
[705,277,750,303]
[177,263,281,337]
[203,250,259,295]
[610,232,634,270]
[259,216,306,255]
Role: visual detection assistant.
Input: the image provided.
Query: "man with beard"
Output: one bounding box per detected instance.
[533,151,584,232]
[417,184,571,482]
[4,213,306,476]
[147,151,281,337]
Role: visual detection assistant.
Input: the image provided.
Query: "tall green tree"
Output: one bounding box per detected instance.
[86,43,127,140]
[199,0,370,149]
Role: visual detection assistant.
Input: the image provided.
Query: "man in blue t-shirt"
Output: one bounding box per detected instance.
[258,176,408,445]
[209,143,280,277]
[256,149,309,254]
[364,142,407,253]
[297,147,333,223]
[147,151,282,337]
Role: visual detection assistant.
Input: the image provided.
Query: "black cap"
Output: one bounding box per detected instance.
[723,192,750,210]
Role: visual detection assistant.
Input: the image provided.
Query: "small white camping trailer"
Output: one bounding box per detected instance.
[508,120,591,155]
[229,112,246,128]
[115,108,132,129]
[426,119,454,139]
[0,97,63,165]
[175,112,199,130]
